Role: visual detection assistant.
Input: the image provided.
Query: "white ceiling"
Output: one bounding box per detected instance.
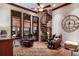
[14,3,64,11]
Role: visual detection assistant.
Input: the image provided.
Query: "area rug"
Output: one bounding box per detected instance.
[13,42,71,56]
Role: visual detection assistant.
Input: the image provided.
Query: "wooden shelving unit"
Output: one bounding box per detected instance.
[32,16,39,41]
[11,10,22,39]
[23,13,31,38]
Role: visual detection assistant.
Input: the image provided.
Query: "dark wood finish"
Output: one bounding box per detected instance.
[8,3,37,13]
[11,10,22,39]
[21,40,33,47]
[41,13,52,41]
[23,13,31,37]
[0,39,13,56]
[52,3,71,11]
[32,16,39,41]
[8,3,71,14]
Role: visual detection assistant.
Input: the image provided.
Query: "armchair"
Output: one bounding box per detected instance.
[21,34,34,47]
[47,33,62,49]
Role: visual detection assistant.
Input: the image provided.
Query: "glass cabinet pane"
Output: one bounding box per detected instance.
[32,16,39,41]
[11,10,21,38]
[23,13,31,37]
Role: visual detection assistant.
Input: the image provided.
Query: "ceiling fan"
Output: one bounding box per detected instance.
[37,3,51,12]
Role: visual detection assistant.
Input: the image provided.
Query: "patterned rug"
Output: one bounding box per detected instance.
[13,42,71,56]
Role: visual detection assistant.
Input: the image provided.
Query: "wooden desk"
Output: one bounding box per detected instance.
[0,38,13,56]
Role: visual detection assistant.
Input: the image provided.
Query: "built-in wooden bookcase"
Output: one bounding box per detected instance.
[32,16,39,41]
[11,10,22,39]
[23,13,31,37]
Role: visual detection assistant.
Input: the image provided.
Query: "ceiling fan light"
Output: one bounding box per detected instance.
[39,8,43,11]
[37,6,40,8]
[40,4,44,8]
[53,4,56,7]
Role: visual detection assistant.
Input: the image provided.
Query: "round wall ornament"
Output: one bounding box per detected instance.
[61,15,79,32]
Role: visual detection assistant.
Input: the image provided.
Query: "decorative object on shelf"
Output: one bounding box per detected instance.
[61,15,79,32]
[32,16,39,23]
[23,13,31,20]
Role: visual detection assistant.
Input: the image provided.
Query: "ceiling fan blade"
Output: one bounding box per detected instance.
[43,5,51,8]
[43,9,47,12]
[37,3,40,6]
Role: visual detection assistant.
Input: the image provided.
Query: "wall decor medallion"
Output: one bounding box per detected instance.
[61,15,79,32]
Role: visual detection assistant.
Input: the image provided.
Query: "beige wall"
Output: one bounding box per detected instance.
[0,4,11,37]
[52,3,79,44]
[0,3,39,38]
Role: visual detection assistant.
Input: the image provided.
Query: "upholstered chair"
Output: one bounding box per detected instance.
[48,33,62,49]
[21,34,34,47]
